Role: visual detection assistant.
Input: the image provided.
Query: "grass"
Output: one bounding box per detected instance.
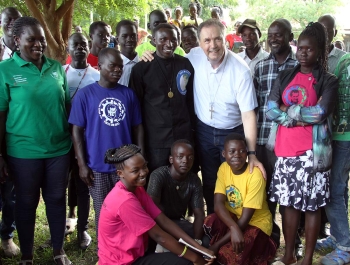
[2,197,98,265]
[1,198,347,264]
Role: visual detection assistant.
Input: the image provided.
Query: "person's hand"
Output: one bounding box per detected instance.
[140,50,155,62]
[230,225,244,253]
[280,104,288,112]
[0,157,8,183]
[238,46,246,53]
[79,164,94,186]
[248,155,266,180]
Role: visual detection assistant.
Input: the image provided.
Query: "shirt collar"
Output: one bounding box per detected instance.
[243,47,264,60]
[13,51,50,68]
[121,53,139,65]
[328,46,339,57]
[207,49,229,73]
[268,47,296,64]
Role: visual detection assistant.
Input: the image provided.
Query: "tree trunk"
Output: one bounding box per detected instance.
[24,0,75,64]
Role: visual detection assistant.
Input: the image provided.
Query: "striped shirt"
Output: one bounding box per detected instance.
[328,46,346,74]
[253,49,298,145]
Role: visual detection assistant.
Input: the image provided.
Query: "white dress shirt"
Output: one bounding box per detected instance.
[118,54,139,87]
[238,47,269,76]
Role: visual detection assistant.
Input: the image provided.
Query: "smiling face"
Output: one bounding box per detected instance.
[296,35,319,72]
[170,143,194,175]
[268,22,292,55]
[222,139,248,174]
[175,9,182,19]
[241,26,259,51]
[90,25,111,50]
[15,24,47,64]
[199,25,225,67]
[189,5,197,18]
[0,8,21,37]
[154,27,178,59]
[98,51,124,85]
[117,24,137,54]
[118,153,149,192]
[68,34,89,62]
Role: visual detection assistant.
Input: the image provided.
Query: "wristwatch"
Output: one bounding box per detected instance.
[247,151,256,156]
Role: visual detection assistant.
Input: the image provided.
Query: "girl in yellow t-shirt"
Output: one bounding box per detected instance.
[203,133,277,265]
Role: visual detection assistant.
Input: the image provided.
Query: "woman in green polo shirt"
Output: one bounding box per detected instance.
[0,17,72,265]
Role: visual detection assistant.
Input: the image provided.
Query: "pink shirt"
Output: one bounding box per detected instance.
[98,181,161,265]
[275,72,317,157]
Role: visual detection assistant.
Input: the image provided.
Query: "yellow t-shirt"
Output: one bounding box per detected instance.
[135,40,186,57]
[182,16,203,26]
[215,162,272,236]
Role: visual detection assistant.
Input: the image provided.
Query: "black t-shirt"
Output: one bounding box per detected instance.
[129,54,195,148]
[147,166,204,219]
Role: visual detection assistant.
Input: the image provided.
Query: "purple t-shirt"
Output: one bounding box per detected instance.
[69,82,142,173]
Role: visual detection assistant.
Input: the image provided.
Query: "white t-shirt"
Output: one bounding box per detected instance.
[238,47,269,76]
[187,47,257,129]
[1,38,14,61]
[118,54,139,87]
[62,64,100,99]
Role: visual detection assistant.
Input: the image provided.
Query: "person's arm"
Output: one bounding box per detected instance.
[241,110,266,179]
[0,111,7,183]
[213,194,244,252]
[132,123,144,155]
[287,75,338,124]
[146,171,164,211]
[193,207,205,240]
[72,125,94,186]
[148,222,212,265]
[155,212,215,260]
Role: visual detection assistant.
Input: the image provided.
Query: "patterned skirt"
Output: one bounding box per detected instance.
[269,150,330,211]
[203,213,277,265]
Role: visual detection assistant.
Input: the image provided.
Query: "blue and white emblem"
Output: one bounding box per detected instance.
[176,69,191,95]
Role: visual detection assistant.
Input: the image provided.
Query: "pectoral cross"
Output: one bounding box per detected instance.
[209,104,214,119]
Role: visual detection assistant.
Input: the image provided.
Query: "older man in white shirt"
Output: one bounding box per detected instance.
[187,19,265,214]
[237,19,269,76]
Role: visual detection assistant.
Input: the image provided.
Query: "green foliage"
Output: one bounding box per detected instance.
[242,0,344,41]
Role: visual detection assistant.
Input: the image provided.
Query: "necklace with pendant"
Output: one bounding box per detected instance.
[155,56,175,98]
[207,54,228,119]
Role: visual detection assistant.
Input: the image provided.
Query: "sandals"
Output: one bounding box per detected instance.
[54,254,72,265]
[321,249,350,265]
[18,261,33,265]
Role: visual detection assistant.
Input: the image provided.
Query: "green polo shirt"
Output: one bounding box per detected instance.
[0,52,71,159]
[135,40,186,57]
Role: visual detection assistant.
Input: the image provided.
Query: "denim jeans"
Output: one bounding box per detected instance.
[0,179,16,240]
[325,140,350,250]
[195,118,244,214]
[7,153,70,255]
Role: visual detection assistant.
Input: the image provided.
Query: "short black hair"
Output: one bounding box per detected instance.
[105,144,141,170]
[89,21,108,35]
[116,19,137,36]
[211,6,223,17]
[13,16,42,38]
[1,6,21,16]
[182,25,198,32]
[224,133,247,148]
[98,48,121,63]
[170,139,193,155]
[152,23,176,36]
[149,9,166,20]
[68,32,87,42]
[189,0,202,16]
[270,18,292,35]
[318,14,336,29]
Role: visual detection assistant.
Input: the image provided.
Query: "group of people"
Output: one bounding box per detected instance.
[0,3,349,265]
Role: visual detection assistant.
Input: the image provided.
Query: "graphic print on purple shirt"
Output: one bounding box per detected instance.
[68,82,142,173]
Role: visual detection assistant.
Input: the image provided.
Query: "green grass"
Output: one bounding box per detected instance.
[2,198,98,265]
[1,197,347,264]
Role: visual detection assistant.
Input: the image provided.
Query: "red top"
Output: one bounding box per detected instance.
[65,53,99,69]
[275,72,317,157]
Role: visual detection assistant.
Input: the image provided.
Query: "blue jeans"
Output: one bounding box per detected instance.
[325,141,350,250]
[195,118,244,214]
[7,153,70,256]
[0,179,16,240]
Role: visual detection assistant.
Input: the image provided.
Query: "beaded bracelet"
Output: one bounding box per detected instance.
[178,246,187,257]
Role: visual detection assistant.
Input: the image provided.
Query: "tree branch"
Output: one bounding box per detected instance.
[56,0,75,20]
[61,4,74,44]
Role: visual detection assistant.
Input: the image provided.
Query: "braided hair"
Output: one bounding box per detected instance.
[105,144,141,170]
[299,22,328,72]
[13,16,42,40]
[212,6,223,17]
[189,0,202,16]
